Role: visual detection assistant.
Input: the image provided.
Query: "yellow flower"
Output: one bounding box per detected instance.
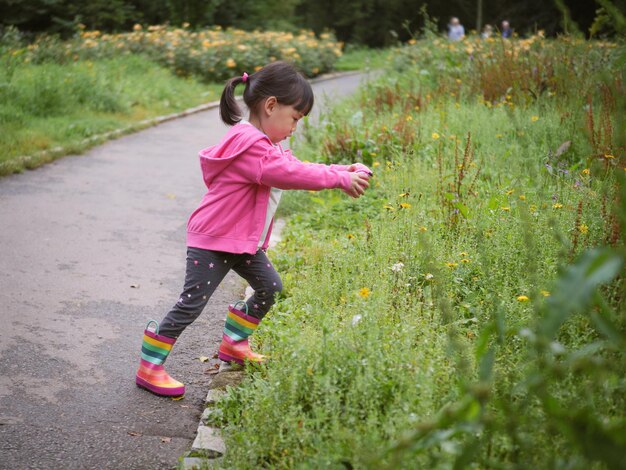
[604,154,615,159]
[406,115,413,122]
[226,58,236,68]
[529,204,538,212]
[399,203,411,209]
[383,204,395,211]
[418,226,428,232]
[460,258,471,263]
[460,252,469,257]
[552,203,563,209]
[540,290,551,297]
[516,295,530,302]
[531,116,539,122]
[373,161,380,167]
[506,189,514,195]
[432,132,440,140]
[347,233,355,239]
[399,192,410,198]
[582,168,590,175]
[578,224,589,234]
[519,195,526,201]
[445,262,458,268]
[501,206,511,212]
[358,287,370,299]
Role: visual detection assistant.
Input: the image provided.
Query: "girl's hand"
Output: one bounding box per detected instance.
[343,172,370,198]
[347,163,373,176]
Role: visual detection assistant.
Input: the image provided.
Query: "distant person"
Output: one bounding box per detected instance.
[501,20,513,38]
[448,17,465,41]
[481,24,493,39]
[134,61,372,397]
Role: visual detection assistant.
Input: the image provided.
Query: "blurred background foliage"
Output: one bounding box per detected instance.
[1,0,622,47]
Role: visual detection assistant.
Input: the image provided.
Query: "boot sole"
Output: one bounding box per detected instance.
[136,376,185,397]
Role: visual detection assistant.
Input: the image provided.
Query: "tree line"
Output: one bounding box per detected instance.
[0,0,621,46]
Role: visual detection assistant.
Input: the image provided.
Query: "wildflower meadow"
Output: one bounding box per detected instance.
[209,34,626,468]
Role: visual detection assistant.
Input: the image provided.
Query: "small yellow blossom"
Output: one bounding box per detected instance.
[496,133,503,138]
[406,115,413,122]
[418,226,428,232]
[460,258,471,263]
[552,203,563,209]
[373,161,380,167]
[384,204,395,211]
[604,154,615,159]
[519,195,526,201]
[347,233,355,239]
[399,192,410,198]
[501,206,511,212]
[516,295,530,302]
[460,252,469,257]
[582,168,590,175]
[531,116,539,122]
[540,290,551,297]
[399,203,411,209]
[225,58,237,68]
[578,224,589,234]
[432,132,440,140]
[445,262,458,268]
[506,189,514,195]
[358,287,370,299]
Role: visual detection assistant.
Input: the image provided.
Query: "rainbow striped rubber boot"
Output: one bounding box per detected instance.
[136,320,185,397]
[218,302,266,365]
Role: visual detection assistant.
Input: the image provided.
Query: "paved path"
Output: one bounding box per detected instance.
[0,71,373,469]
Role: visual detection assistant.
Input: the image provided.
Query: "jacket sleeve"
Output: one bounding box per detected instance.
[256,146,352,191]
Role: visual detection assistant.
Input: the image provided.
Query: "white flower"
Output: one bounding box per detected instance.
[391,262,405,272]
[351,314,362,326]
[425,273,434,280]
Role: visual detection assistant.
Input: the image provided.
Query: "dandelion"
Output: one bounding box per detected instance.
[578,224,589,234]
[552,203,563,209]
[384,204,395,211]
[418,226,428,232]
[432,132,440,140]
[582,168,590,175]
[516,295,530,302]
[399,203,411,209]
[540,290,551,297]
[399,192,410,198]
[460,258,471,263]
[406,115,413,122]
[460,252,468,257]
[358,287,370,299]
[391,262,405,272]
[506,189,514,195]
[347,233,355,239]
[519,195,526,201]
[531,116,539,122]
[373,161,380,167]
[445,262,458,268]
[226,58,237,68]
[501,206,511,212]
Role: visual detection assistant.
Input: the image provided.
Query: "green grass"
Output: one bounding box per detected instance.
[334,46,392,71]
[0,54,222,175]
[209,37,626,469]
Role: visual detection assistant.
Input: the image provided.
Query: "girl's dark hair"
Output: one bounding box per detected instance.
[219,61,314,126]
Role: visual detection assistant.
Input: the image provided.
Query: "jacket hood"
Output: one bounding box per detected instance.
[199,123,269,187]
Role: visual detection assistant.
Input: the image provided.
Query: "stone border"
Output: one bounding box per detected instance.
[1,70,362,176]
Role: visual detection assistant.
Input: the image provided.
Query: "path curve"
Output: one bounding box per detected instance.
[0,71,374,469]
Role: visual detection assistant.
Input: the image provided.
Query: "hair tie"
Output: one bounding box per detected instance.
[242,72,248,83]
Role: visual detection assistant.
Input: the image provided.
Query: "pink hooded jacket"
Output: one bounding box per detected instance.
[186,123,353,254]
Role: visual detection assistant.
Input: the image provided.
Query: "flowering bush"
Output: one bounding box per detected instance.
[14,25,342,81]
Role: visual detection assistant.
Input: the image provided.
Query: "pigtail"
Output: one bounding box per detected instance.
[219,76,245,126]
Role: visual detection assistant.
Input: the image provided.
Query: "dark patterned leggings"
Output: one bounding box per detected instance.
[158,247,282,338]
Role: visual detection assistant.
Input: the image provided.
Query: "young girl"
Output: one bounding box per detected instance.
[136,61,372,397]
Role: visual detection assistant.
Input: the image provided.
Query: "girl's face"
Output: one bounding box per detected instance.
[259,97,305,144]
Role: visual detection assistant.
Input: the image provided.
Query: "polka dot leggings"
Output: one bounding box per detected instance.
[158,247,282,338]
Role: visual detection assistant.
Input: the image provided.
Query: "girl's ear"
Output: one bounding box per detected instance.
[263,96,278,116]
